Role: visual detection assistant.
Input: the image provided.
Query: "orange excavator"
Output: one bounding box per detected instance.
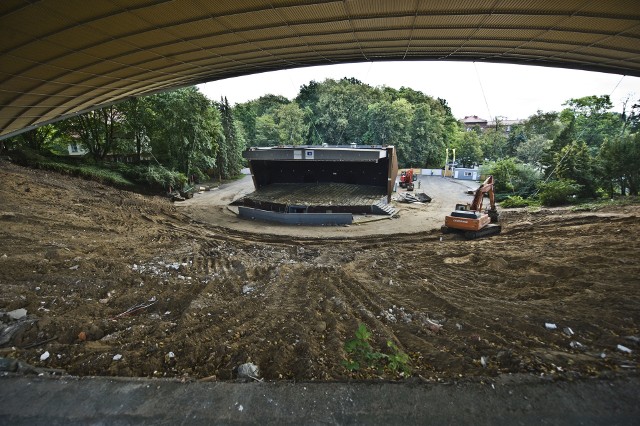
[442,175,501,239]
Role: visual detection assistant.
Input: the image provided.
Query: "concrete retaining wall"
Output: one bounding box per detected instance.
[422,168,443,176]
[238,207,353,226]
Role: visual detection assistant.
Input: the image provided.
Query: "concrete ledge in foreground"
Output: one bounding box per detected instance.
[1,374,639,425]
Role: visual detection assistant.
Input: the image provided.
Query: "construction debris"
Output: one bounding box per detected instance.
[110,298,157,320]
[396,192,432,203]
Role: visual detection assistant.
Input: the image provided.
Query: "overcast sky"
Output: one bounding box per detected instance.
[198,61,640,121]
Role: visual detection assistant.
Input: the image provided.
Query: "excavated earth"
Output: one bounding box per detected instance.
[0,160,638,384]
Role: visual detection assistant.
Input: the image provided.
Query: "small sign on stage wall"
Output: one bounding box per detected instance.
[305,150,314,160]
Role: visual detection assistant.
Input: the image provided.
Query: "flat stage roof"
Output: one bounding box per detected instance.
[243,146,390,162]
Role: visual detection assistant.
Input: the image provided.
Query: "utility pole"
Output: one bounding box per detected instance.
[444,148,449,178]
[452,148,456,179]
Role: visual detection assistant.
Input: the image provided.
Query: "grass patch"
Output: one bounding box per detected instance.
[571,196,640,212]
[11,149,134,188]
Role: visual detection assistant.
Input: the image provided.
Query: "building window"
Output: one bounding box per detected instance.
[70,144,79,153]
[464,171,472,177]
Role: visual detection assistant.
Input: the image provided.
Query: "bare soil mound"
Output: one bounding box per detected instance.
[1,161,638,382]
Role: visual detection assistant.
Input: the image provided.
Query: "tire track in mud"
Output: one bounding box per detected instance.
[27,211,640,380]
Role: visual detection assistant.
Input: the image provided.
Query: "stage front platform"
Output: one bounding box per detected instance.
[231,183,390,215]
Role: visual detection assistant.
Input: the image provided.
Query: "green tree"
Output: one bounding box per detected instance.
[254,114,279,146]
[483,158,517,192]
[504,125,527,157]
[218,96,245,179]
[453,131,483,168]
[147,87,221,178]
[232,103,256,145]
[562,95,622,148]
[543,117,576,174]
[9,124,66,153]
[253,94,290,116]
[483,158,541,196]
[524,110,562,140]
[119,97,154,162]
[366,99,413,166]
[409,103,446,167]
[516,134,550,170]
[598,133,640,196]
[621,96,640,134]
[275,102,306,145]
[296,80,322,110]
[554,140,597,198]
[62,106,122,160]
[315,78,376,145]
[234,94,290,145]
[481,127,508,161]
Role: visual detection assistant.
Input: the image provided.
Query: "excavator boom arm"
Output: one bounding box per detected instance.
[470,175,496,212]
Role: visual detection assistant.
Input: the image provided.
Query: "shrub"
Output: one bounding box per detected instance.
[501,195,533,208]
[538,179,582,206]
[481,158,542,197]
[112,164,187,190]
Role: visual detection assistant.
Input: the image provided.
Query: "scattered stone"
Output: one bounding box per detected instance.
[78,331,87,341]
[569,341,585,350]
[242,285,254,295]
[545,323,557,330]
[88,325,104,340]
[422,318,442,333]
[617,344,632,354]
[0,357,56,375]
[1,254,7,259]
[0,357,19,372]
[164,351,176,365]
[69,265,79,270]
[8,308,27,320]
[113,354,123,361]
[0,319,35,345]
[563,327,574,336]
[315,321,327,333]
[0,212,16,220]
[480,356,488,368]
[236,362,260,379]
[40,351,50,361]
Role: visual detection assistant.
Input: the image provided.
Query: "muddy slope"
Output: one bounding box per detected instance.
[1,161,638,381]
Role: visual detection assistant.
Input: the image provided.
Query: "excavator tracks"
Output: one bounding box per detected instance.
[463,223,502,239]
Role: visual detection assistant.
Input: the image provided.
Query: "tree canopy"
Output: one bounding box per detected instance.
[5,79,638,204]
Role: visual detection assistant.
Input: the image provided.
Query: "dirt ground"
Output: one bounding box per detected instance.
[1,160,638,383]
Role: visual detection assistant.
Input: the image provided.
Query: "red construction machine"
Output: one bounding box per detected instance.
[442,175,501,239]
[399,169,415,191]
